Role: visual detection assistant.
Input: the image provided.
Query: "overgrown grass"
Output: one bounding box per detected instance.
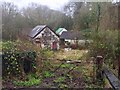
[54,50,88,60]
[39,49,54,59]
[2,39,109,88]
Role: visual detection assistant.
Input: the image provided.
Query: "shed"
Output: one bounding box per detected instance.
[60,31,86,48]
[28,25,59,50]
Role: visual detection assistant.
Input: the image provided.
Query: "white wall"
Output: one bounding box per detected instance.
[64,39,92,46]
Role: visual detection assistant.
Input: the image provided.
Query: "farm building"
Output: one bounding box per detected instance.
[28,25,59,50]
[60,31,86,49]
[56,28,67,35]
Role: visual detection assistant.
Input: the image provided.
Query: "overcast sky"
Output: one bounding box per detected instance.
[1,0,69,10]
[1,0,118,11]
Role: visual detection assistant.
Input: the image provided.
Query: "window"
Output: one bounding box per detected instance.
[42,33,44,36]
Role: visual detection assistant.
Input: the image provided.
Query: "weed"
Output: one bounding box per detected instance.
[59,83,68,88]
[66,74,73,80]
[54,76,66,83]
[43,71,54,78]
[61,64,71,68]
[13,74,41,87]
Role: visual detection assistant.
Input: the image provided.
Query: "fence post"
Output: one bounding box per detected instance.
[96,56,104,82]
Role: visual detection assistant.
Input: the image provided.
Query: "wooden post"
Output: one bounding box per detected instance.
[96,56,104,81]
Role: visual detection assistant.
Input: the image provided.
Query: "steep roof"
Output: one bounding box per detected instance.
[29,25,59,38]
[60,31,85,40]
[29,25,46,38]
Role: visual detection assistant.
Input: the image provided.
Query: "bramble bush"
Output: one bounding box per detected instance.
[89,30,118,68]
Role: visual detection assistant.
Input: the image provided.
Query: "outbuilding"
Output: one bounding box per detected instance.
[28,25,59,50]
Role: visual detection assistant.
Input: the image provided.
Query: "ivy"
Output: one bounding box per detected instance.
[2,41,37,78]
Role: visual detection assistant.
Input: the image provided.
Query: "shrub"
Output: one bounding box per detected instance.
[89,30,118,67]
[2,41,18,53]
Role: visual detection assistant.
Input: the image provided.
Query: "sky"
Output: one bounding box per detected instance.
[1,0,69,10]
[1,0,119,10]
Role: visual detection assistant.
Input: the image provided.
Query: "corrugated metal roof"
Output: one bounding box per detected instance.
[56,28,63,34]
[56,28,67,34]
